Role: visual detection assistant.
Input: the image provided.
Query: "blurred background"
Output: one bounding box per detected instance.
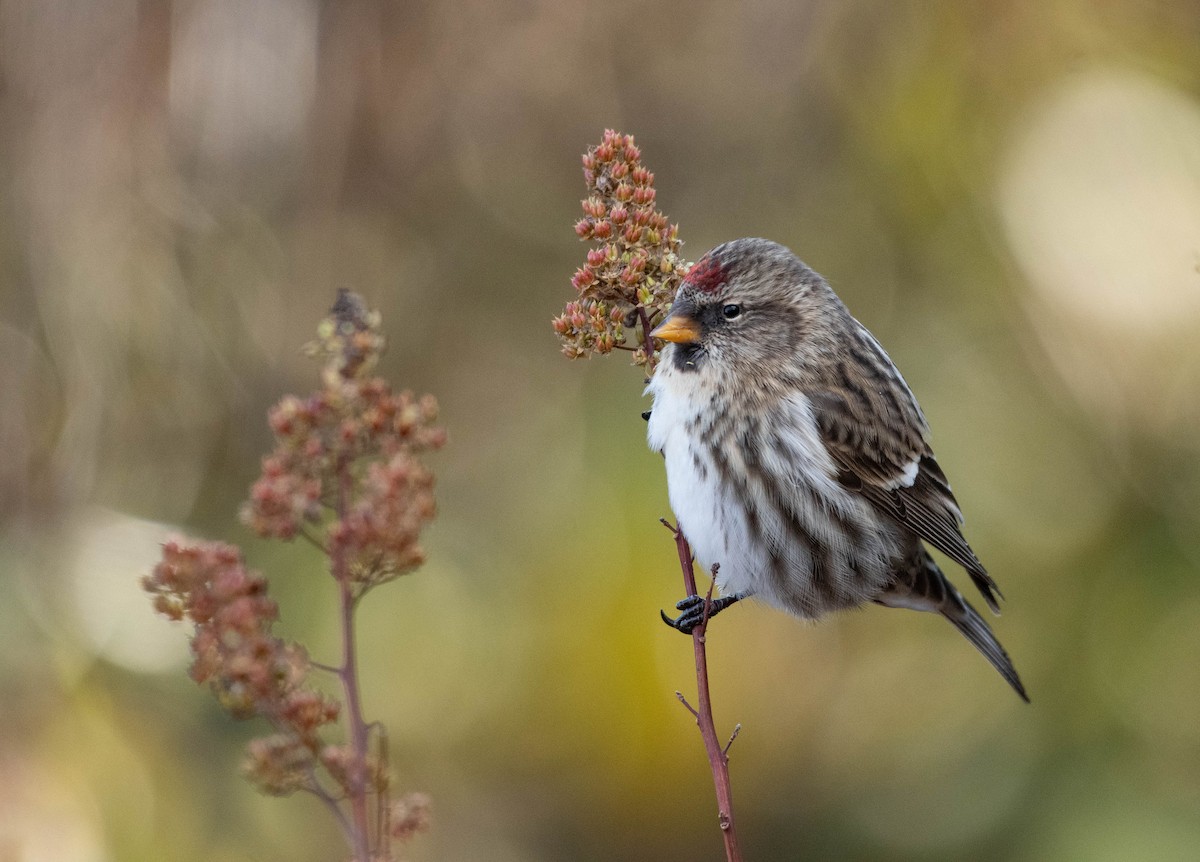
[2,1,1199,859]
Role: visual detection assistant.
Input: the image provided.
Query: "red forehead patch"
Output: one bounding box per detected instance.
[682,254,726,293]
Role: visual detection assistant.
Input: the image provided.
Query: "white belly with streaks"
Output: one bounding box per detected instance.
[647,362,891,616]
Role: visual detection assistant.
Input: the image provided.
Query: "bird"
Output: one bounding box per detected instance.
[645,237,1027,701]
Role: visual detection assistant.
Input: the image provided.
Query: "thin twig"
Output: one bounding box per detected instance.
[372,722,392,858]
[300,776,354,842]
[723,724,742,757]
[675,691,700,719]
[701,570,717,629]
[333,459,373,862]
[298,525,330,555]
[670,524,743,860]
[637,304,659,373]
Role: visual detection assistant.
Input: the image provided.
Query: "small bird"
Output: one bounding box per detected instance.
[646,238,1027,700]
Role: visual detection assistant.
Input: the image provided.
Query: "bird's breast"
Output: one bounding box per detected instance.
[646,369,899,616]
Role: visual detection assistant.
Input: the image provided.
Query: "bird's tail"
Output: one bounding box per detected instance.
[877,551,1029,702]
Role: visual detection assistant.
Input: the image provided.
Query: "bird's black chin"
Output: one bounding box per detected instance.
[670,342,705,373]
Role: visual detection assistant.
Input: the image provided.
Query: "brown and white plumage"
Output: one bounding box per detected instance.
[646,237,1026,700]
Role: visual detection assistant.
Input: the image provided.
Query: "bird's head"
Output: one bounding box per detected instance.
[651,238,845,375]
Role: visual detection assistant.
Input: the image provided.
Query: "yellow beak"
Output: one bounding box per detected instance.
[650,314,702,344]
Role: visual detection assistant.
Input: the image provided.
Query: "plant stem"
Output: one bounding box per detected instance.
[670,523,742,862]
[333,462,372,862]
[636,305,658,374]
[301,777,355,843]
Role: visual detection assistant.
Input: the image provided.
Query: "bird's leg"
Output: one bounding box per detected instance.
[660,592,747,634]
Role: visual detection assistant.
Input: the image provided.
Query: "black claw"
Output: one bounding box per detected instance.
[660,607,692,632]
[660,594,741,635]
[660,606,700,634]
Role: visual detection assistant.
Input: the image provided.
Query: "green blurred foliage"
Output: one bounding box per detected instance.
[2,0,1199,859]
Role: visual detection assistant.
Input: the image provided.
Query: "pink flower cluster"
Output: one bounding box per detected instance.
[240,293,446,595]
[143,541,340,793]
[242,386,443,538]
[389,792,432,842]
[552,129,690,370]
[332,453,437,589]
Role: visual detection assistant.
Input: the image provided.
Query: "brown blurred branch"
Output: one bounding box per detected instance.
[146,292,440,862]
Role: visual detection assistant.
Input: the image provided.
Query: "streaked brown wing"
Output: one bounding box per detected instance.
[807,386,1003,613]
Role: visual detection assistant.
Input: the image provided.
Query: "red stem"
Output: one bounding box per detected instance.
[671,524,743,862]
[333,463,373,862]
[636,305,657,372]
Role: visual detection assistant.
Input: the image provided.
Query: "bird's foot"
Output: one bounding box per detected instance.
[660,593,743,634]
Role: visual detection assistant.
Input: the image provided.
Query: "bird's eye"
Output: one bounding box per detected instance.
[722,304,742,320]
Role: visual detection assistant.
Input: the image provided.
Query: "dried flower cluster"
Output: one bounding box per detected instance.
[144,540,334,742]
[389,792,433,842]
[552,129,690,371]
[144,541,368,799]
[242,289,446,597]
[145,290,440,860]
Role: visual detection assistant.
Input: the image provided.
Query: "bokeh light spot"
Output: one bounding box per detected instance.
[69,508,190,675]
